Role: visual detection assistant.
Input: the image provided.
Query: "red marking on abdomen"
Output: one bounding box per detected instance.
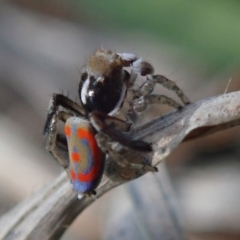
[71,152,80,162]
[71,127,103,182]
[77,157,102,182]
[70,170,77,180]
[77,128,101,159]
[65,125,71,136]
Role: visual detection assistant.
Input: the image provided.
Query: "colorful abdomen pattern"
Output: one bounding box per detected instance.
[64,117,105,194]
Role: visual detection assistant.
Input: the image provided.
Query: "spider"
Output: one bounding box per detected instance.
[43,49,190,196]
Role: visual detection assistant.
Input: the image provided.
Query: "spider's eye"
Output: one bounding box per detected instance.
[89,75,96,83]
[81,72,88,82]
[96,76,104,84]
[80,73,125,114]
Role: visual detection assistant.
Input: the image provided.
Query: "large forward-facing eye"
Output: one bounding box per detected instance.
[96,76,104,83]
[81,72,88,82]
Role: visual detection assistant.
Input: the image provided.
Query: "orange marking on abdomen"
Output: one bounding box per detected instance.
[65,125,71,136]
[77,155,103,182]
[70,170,77,180]
[77,128,94,141]
[76,127,104,182]
[77,128,101,159]
[71,152,81,162]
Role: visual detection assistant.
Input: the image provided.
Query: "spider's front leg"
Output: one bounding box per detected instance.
[43,93,86,136]
[89,112,158,172]
[45,110,72,169]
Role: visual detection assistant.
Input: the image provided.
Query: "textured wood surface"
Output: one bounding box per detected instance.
[1,91,240,240]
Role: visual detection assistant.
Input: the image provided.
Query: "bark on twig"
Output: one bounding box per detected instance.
[1,91,240,240]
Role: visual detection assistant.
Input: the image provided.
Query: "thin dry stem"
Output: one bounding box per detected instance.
[1,91,240,240]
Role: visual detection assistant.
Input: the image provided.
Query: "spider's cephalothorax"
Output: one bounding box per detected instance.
[79,50,127,115]
[43,49,190,197]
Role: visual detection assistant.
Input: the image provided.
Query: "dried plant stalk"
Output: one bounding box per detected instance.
[0,91,240,240]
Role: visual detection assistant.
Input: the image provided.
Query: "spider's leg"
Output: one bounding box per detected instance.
[133,94,183,113]
[90,112,151,152]
[45,111,72,168]
[120,56,190,110]
[90,111,132,132]
[138,75,190,105]
[56,133,68,151]
[89,112,157,172]
[43,94,86,136]
[95,132,158,172]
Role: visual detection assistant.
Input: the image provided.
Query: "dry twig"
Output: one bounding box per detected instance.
[1,91,240,240]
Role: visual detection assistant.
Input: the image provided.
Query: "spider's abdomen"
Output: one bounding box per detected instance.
[65,117,105,194]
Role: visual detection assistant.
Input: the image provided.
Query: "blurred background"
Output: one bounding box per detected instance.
[1,1,240,239]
